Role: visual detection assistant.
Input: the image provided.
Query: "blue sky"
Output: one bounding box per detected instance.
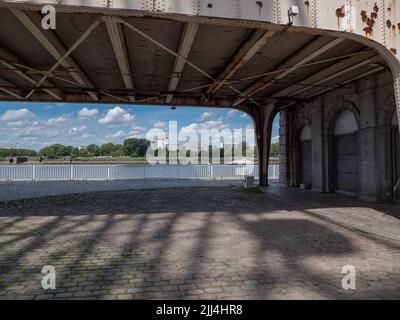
[0,101,280,150]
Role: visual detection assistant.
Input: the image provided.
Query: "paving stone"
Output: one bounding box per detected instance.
[1,186,400,300]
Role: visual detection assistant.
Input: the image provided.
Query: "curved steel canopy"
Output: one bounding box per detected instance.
[0,0,398,124]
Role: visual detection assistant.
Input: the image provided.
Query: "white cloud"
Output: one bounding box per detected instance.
[127,126,147,139]
[8,120,40,128]
[179,120,228,137]
[46,116,69,126]
[6,121,25,128]
[67,125,87,136]
[98,107,134,125]
[80,133,92,140]
[226,110,238,118]
[13,126,42,138]
[203,120,227,130]
[79,107,99,118]
[153,122,167,129]
[199,112,214,121]
[106,130,128,140]
[0,108,35,122]
[22,137,38,143]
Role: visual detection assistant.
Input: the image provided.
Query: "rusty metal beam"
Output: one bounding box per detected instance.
[104,16,135,96]
[14,92,239,108]
[0,47,63,100]
[121,18,261,107]
[166,22,199,104]
[233,37,345,106]
[0,79,24,99]
[276,66,386,112]
[207,30,275,95]
[305,66,385,99]
[273,50,378,98]
[11,9,99,101]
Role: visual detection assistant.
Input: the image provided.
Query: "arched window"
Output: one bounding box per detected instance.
[334,110,358,135]
[391,111,400,199]
[300,125,312,141]
[299,125,312,187]
[334,110,359,195]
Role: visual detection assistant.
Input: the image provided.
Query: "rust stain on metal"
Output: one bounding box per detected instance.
[366,18,375,28]
[256,1,263,16]
[361,10,368,22]
[304,1,310,22]
[363,26,373,35]
[359,7,379,37]
[336,6,345,30]
[336,7,345,18]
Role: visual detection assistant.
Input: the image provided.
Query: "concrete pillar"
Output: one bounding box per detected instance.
[376,126,393,201]
[359,78,378,201]
[279,111,288,184]
[311,97,326,192]
[286,109,299,187]
[394,75,400,136]
[254,105,275,186]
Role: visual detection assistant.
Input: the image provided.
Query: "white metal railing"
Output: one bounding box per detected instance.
[0,164,279,182]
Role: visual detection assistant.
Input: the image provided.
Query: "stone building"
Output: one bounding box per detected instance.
[279,71,399,202]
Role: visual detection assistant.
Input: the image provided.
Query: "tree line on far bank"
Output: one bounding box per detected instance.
[1,139,280,160]
[0,138,150,159]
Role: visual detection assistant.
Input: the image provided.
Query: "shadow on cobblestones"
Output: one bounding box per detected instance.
[0,186,399,300]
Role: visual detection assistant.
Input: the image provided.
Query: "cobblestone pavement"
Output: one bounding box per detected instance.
[0,185,399,300]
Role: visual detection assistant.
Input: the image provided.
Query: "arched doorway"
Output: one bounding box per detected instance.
[392,113,400,200]
[334,110,359,195]
[299,126,312,188]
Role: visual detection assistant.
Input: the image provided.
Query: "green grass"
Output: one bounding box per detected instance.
[73,157,147,162]
[233,186,263,194]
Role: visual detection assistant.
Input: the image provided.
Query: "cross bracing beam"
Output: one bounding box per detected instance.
[0,78,24,99]
[11,9,99,101]
[233,37,345,106]
[207,30,275,96]
[0,47,63,100]
[273,50,378,98]
[120,18,262,107]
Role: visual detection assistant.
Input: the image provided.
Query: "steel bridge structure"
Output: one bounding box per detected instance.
[0,0,399,186]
